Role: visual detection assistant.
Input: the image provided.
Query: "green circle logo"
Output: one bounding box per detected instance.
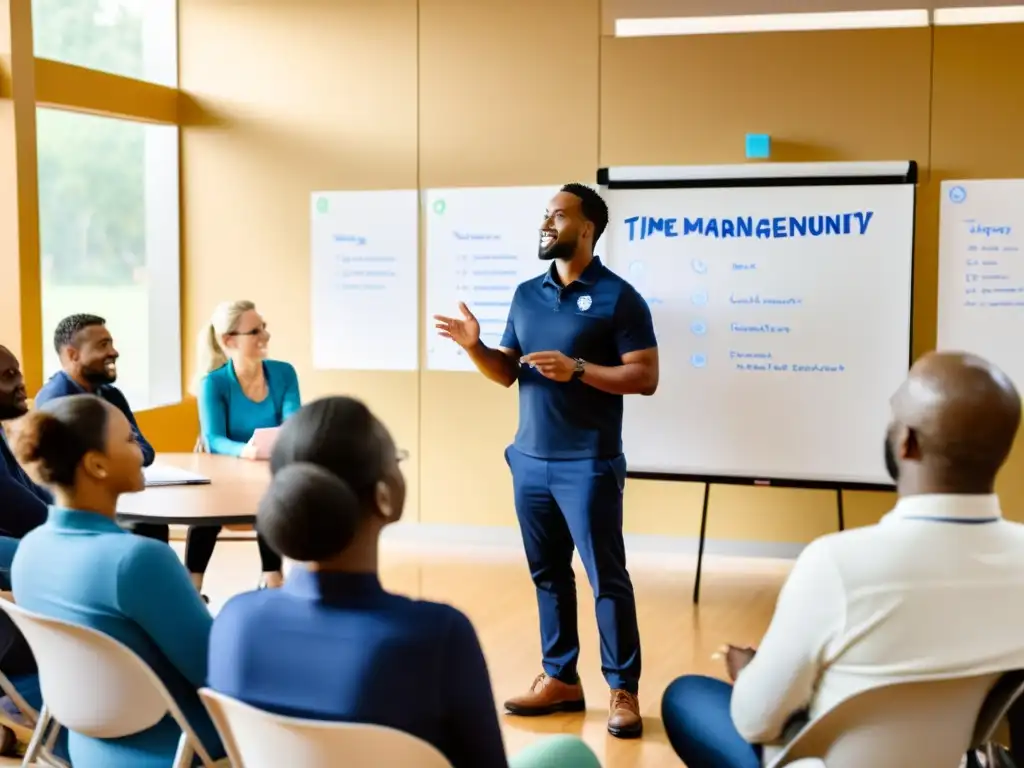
[316,197,328,214]
[433,199,446,215]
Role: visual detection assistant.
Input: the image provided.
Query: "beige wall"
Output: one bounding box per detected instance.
[172,0,1024,540]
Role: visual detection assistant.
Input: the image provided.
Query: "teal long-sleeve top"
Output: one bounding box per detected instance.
[196,360,301,456]
[11,507,224,767]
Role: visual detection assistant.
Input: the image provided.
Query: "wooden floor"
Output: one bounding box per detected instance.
[1,536,791,767]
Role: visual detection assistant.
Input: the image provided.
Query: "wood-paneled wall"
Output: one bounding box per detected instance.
[168,3,1024,538]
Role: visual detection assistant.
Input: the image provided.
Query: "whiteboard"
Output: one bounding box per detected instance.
[937,179,1024,391]
[601,163,915,486]
[310,190,420,371]
[425,185,555,371]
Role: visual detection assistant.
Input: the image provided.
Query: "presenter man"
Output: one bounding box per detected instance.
[434,183,658,738]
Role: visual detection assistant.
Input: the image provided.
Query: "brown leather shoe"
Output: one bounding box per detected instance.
[607,689,643,738]
[504,673,586,716]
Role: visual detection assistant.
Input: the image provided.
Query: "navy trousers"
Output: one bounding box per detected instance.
[661,675,762,768]
[506,446,641,693]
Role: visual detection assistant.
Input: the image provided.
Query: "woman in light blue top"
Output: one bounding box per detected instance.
[8,394,224,768]
[190,300,301,592]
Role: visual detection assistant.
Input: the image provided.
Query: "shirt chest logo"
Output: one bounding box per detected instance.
[577,295,593,312]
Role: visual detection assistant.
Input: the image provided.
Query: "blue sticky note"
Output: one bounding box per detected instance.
[745,134,770,159]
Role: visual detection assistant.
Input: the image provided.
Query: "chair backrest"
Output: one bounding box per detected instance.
[199,688,453,768]
[0,598,212,764]
[769,673,1001,768]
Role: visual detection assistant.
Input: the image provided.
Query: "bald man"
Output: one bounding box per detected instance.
[660,352,1024,768]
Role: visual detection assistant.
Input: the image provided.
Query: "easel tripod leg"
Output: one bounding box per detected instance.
[693,483,711,604]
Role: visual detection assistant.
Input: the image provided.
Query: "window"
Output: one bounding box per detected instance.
[32,0,178,86]
[37,108,181,411]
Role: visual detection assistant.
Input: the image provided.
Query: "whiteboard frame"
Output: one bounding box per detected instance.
[597,160,918,493]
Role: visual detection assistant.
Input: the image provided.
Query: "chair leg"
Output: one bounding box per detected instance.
[34,721,68,767]
[20,706,51,767]
[42,723,58,752]
[171,732,195,768]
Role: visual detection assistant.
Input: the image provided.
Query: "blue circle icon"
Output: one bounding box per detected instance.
[691,290,708,306]
[691,258,708,275]
[949,185,967,204]
[690,320,707,335]
[690,353,707,369]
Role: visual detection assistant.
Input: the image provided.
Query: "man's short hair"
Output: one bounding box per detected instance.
[53,314,106,353]
[561,182,609,245]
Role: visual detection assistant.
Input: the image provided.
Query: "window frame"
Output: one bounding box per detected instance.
[0,0,183,409]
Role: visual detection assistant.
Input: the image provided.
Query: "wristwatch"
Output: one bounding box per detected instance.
[572,358,586,380]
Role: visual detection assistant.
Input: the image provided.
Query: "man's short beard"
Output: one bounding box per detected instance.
[83,366,116,385]
[539,238,576,262]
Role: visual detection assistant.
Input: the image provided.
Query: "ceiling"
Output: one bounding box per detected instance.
[602,0,1024,33]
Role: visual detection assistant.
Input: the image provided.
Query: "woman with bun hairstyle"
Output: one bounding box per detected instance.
[9,394,224,768]
[207,396,600,768]
[188,300,301,593]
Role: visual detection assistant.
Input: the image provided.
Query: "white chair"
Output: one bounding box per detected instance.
[0,600,222,768]
[768,673,1003,768]
[199,687,453,767]
[0,593,67,767]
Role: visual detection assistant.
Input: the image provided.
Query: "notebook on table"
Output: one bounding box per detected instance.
[143,463,212,487]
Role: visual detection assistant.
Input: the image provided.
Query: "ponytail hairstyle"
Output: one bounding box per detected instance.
[190,300,256,395]
[9,394,111,488]
[256,396,391,562]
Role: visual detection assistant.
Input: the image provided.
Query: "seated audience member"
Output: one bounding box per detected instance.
[0,346,68,761]
[207,396,601,768]
[35,314,168,546]
[9,394,224,768]
[660,351,1024,768]
[190,300,300,592]
[0,346,50,568]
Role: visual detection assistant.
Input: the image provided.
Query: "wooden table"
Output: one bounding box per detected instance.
[116,453,270,528]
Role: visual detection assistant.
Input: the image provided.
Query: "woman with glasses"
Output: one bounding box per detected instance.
[189,300,302,593]
[207,396,600,768]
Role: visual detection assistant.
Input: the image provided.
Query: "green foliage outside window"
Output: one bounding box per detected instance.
[34,0,150,286]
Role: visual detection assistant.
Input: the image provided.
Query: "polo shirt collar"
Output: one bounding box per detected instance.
[283,565,384,601]
[885,493,1002,524]
[542,255,604,289]
[48,506,126,535]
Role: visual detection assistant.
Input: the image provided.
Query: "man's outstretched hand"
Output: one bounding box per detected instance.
[434,302,481,349]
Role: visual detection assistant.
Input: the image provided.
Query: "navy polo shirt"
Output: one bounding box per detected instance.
[500,255,657,460]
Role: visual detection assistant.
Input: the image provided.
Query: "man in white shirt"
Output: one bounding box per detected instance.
[661,351,1024,768]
